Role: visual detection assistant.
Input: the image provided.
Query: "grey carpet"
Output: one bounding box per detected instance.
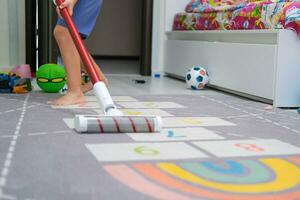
[0,90,299,200]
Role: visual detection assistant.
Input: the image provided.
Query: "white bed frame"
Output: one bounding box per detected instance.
[152,0,300,107]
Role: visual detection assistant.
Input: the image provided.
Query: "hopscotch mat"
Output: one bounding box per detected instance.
[58,95,300,199]
[51,96,137,109]
[94,109,174,117]
[51,98,185,110]
[85,96,138,102]
[85,139,300,162]
[86,142,208,162]
[127,127,225,141]
[192,139,300,157]
[117,102,186,109]
[63,117,235,129]
[52,102,103,109]
[162,117,235,127]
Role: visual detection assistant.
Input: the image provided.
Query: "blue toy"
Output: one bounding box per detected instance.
[0,74,13,93]
[0,73,32,93]
[297,108,300,114]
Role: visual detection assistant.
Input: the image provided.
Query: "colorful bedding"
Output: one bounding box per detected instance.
[173,0,300,36]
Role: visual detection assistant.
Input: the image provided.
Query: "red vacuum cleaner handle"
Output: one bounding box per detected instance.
[55,0,100,84]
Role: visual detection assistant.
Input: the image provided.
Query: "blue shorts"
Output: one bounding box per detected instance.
[57,0,103,38]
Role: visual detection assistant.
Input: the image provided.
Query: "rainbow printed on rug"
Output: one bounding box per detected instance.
[103,157,300,200]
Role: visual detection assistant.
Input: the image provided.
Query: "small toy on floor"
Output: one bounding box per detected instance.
[12,78,32,93]
[81,71,90,85]
[0,73,11,93]
[154,73,161,78]
[11,64,32,79]
[297,108,300,114]
[0,72,32,94]
[133,79,146,84]
[59,71,90,94]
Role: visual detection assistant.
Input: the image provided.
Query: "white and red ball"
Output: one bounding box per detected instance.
[186,66,209,90]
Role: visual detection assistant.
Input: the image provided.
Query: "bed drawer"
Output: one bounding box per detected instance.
[164,40,277,100]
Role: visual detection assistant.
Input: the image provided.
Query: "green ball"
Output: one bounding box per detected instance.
[36,64,66,93]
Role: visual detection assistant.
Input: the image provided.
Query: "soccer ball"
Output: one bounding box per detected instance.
[186,66,209,90]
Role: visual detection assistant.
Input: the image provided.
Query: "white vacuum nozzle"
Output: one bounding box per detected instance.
[106,108,124,116]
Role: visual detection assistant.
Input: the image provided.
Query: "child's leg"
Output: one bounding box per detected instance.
[48,25,85,105]
[81,55,108,93]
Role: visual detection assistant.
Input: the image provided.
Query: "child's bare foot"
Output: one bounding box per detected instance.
[81,77,109,94]
[48,92,86,105]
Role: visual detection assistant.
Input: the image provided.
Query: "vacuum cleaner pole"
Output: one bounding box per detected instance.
[55,0,121,115]
[55,0,162,133]
[55,0,98,84]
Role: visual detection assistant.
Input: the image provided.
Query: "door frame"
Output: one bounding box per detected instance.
[38,0,57,66]
[25,0,57,72]
[25,0,37,72]
[26,0,153,75]
[140,0,153,76]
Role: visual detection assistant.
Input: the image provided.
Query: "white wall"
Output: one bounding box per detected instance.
[165,0,190,31]
[151,0,165,74]
[0,0,10,67]
[151,0,190,75]
[0,0,26,68]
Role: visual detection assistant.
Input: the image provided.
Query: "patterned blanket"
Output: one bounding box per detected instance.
[173,0,300,36]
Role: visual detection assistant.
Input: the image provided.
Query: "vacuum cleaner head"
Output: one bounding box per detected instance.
[74,115,162,133]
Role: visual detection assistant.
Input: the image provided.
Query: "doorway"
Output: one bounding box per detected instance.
[26,0,153,76]
[86,0,153,76]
